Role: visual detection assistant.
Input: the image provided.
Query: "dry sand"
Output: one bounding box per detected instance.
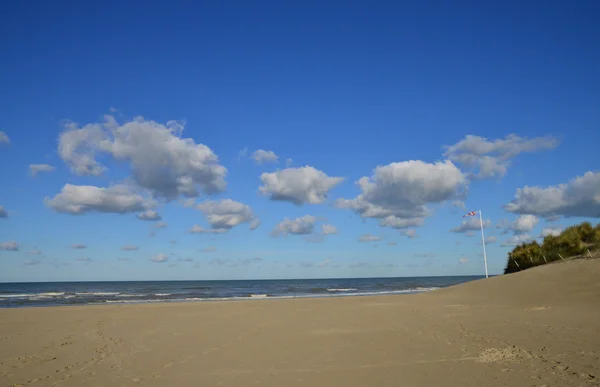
[2,259,599,387]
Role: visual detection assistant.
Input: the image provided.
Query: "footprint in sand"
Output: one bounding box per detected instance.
[527,306,551,311]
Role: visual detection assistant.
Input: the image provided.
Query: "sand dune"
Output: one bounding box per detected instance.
[1,259,599,386]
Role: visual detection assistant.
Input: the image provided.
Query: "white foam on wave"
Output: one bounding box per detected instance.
[0,294,36,298]
[83,287,441,306]
[327,288,358,292]
[249,294,268,298]
[75,292,120,296]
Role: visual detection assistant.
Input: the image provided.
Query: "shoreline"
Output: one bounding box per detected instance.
[2,259,598,387]
[0,287,441,309]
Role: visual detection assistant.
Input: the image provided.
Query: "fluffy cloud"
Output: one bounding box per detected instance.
[317,259,331,267]
[136,210,162,221]
[504,171,600,218]
[541,227,563,237]
[507,215,539,234]
[155,222,168,229]
[443,134,558,179]
[196,199,257,232]
[29,164,55,177]
[58,115,227,199]
[121,245,139,251]
[151,253,168,263]
[259,166,344,205]
[358,233,381,242]
[459,257,469,264]
[501,234,533,247]
[336,160,466,229]
[271,215,317,237]
[71,244,87,249]
[379,216,425,229]
[451,217,491,233]
[251,149,279,164]
[0,206,7,218]
[0,131,9,144]
[45,184,155,215]
[0,241,19,251]
[321,224,338,235]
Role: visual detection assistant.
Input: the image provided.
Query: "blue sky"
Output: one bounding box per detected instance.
[1,0,599,282]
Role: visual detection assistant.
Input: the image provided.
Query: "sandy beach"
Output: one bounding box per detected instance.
[1,259,599,387]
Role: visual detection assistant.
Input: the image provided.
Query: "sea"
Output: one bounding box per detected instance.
[0,276,483,308]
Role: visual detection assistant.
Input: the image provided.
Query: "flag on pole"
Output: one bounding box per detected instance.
[463,211,477,217]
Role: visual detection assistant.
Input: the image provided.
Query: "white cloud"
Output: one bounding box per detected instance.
[71,244,87,249]
[285,158,293,167]
[136,210,162,221]
[196,199,257,232]
[29,164,55,177]
[0,206,7,218]
[443,134,558,179]
[249,219,261,230]
[155,222,168,229]
[459,257,469,264]
[511,215,539,233]
[504,171,600,218]
[317,259,331,267]
[402,229,417,238]
[259,166,344,205]
[336,160,466,229]
[121,245,138,251]
[189,225,227,234]
[321,224,338,235]
[358,233,381,242]
[26,249,42,255]
[380,216,425,229]
[151,253,168,263]
[271,215,317,237]
[45,184,155,215]
[485,236,497,244]
[57,115,227,199]
[541,227,563,237]
[201,246,217,253]
[180,198,196,208]
[501,234,533,247]
[0,131,9,144]
[251,149,279,164]
[0,241,19,251]
[451,217,491,233]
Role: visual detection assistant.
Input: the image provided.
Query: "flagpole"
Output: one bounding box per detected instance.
[479,210,489,278]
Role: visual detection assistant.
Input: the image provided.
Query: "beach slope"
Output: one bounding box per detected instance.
[2,259,599,387]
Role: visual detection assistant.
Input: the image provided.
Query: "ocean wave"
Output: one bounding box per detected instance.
[327,288,358,292]
[0,293,36,298]
[115,293,146,297]
[75,292,120,296]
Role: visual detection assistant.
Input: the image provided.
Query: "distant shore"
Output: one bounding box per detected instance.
[1,260,599,387]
